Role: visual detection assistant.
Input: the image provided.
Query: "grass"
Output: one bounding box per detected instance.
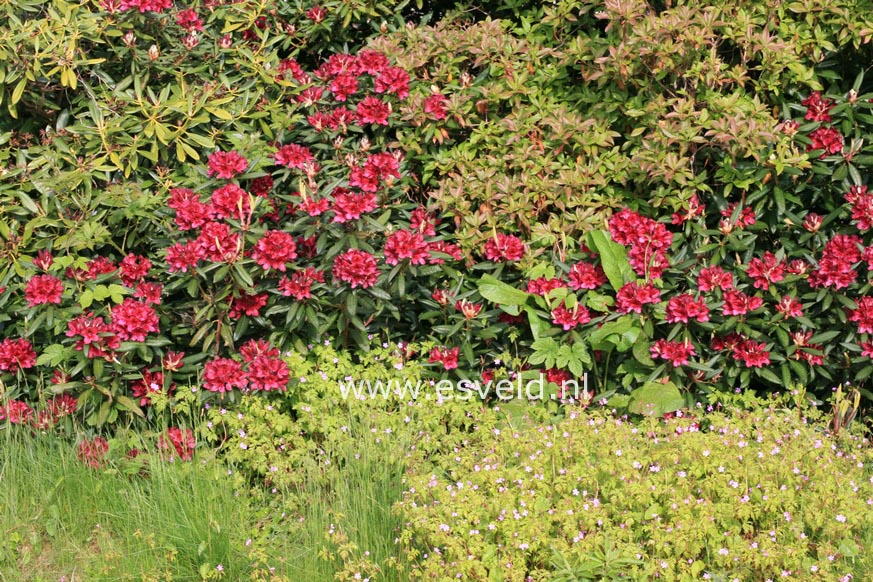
[0,428,251,582]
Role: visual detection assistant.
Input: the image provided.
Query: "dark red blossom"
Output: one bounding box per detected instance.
[527,277,567,296]
[807,126,843,157]
[119,253,151,286]
[427,241,463,264]
[332,190,378,222]
[608,210,673,278]
[665,294,709,323]
[298,197,330,216]
[732,340,770,368]
[809,234,861,289]
[384,230,430,265]
[721,290,763,316]
[175,8,204,31]
[158,428,195,461]
[432,288,452,306]
[719,203,756,230]
[651,339,696,366]
[194,222,241,262]
[802,212,823,233]
[203,357,247,392]
[802,92,834,122]
[0,338,37,372]
[168,188,214,231]
[615,282,660,314]
[356,50,389,75]
[162,351,185,371]
[239,339,280,362]
[776,295,803,318]
[670,195,704,225]
[25,274,64,306]
[790,331,823,365]
[166,241,204,272]
[356,96,390,125]
[849,296,873,334]
[305,5,326,22]
[484,234,525,262]
[211,184,250,220]
[66,312,120,358]
[274,144,315,168]
[134,282,163,305]
[847,186,873,231]
[278,268,324,300]
[429,346,459,370]
[131,369,173,407]
[207,150,248,179]
[247,355,290,391]
[424,93,448,120]
[329,73,358,101]
[229,292,268,319]
[333,249,379,288]
[746,252,784,290]
[410,207,437,236]
[551,304,592,330]
[33,250,53,271]
[251,230,298,271]
[568,262,607,290]
[455,299,483,319]
[119,0,171,13]
[111,299,159,341]
[374,67,410,99]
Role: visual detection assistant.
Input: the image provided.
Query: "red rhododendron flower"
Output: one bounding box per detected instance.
[119,253,151,286]
[424,93,448,120]
[670,195,704,224]
[432,288,452,305]
[158,427,195,461]
[790,331,823,365]
[802,92,834,122]
[609,210,673,279]
[278,268,323,300]
[298,86,325,106]
[384,230,430,265]
[615,282,661,314]
[356,96,390,125]
[175,8,204,31]
[807,126,844,157]
[410,207,437,236]
[194,222,241,262]
[207,150,248,179]
[429,346,459,370]
[0,338,37,372]
[297,196,330,216]
[721,290,763,316]
[250,176,274,197]
[527,277,567,296]
[847,186,873,231]
[849,296,873,333]
[650,339,696,366]
[455,299,483,319]
[239,339,280,362]
[786,259,809,275]
[861,341,873,358]
[229,292,268,319]
[318,53,360,78]
[305,5,326,22]
[719,203,756,230]
[551,304,592,330]
[776,296,803,318]
[357,49,390,75]
[274,143,315,168]
[76,437,109,468]
[0,400,33,424]
[329,73,358,101]
[802,212,823,233]
[33,249,53,271]
[169,187,215,231]
[374,66,410,99]
[134,282,163,305]
[163,351,185,371]
[330,107,357,129]
[111,299,160,342]
[484,234,525,262]
[427,241,463,264]
[120,0,172,13]
[809,234,861,289]
[45,393,78,418]
[166,241,204,272]
[665,294,709,323]
[251,230,298,271]
[746,251,784,290]
[732,340,770,368]
[202,357,247,392]
[568,262,607,290]
[247,355,290,391]
[332,190,378,222]
[333,249,379,288]
[211,184,250,220]
[86,256,117,279]
[66,312,120,358]
[25,274,64,306]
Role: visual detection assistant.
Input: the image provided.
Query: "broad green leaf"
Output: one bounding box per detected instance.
[478,274,529,306]
[627,380,684,416]
[587,230,634,289]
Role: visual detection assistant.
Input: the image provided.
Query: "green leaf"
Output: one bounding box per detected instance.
[587,230,633,289]
[478,274,530,306]
[627,380,684,416]
[116,395,145,418]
